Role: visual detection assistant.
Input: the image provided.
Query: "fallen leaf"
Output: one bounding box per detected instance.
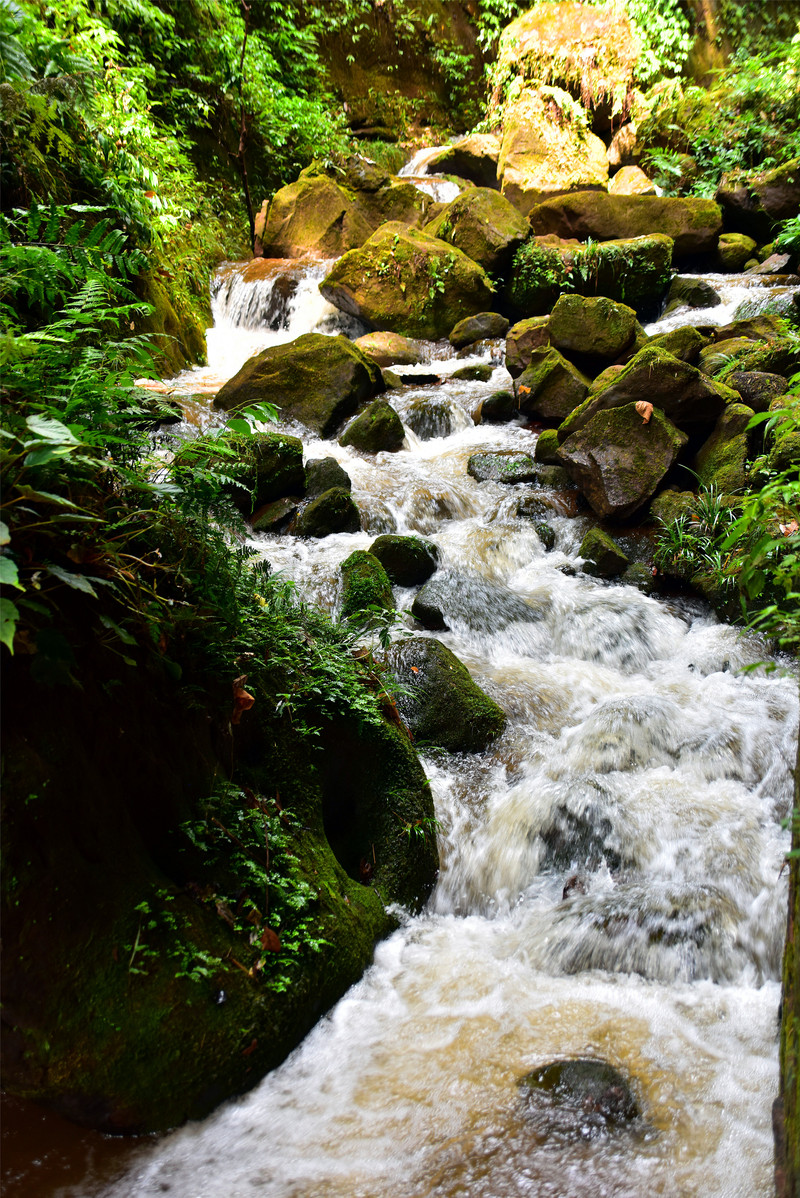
[242,1038,258,1057]
[780,519,798,537]
[410,666,419,673]
[260,927,281,952]
[635,401,653,424]
[232,673,255,724]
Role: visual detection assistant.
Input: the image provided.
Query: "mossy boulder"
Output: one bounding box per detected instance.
[558,403,688,519]
[449,311,509,348]
[339,550,395,620]
[383,637,505,753]
[251,495,301,533]
[497,86,609,216]
[305,457,352,497]
[339,400,405,453]
[535,428,562,463]
[425,134,501,188]
[647,326,708,365]
[424,187,528,274]
[174,430,305,519]
[649,488,696,525]
[293,487,361,538]
[558,345,736,441]
[536,522,557,550]
[716,159,800,242]
[132,271,207,374]
[254,175,374,258]
[726,371,788,413]
[320,224,495,340]
[697,337,757,377]
[507,233,673,317]
[579,527,629,577]
[467,451,539,484]
[694,403,755,494]
[547,294,638,361]
[663,275,721,316]
[506,316,551,377]
[716,232,758,272]
[528,192,722,259]
[480,390,518,423]
[214,334,385,438]
[405,397,462,440]
[451,363,494,382]
[368,535,439,587]
[353,331,427,367]
[515,347,590,423]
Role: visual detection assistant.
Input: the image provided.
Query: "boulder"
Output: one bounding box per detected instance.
[383,637,506,753]
[175,430,305,518]
[694,403,755,494]
[535,428,561,463]
[305,457,352,497]
[579,527,629,577]
[507,233,672,317]
[480,390,518,423]
[254,175,373,258]
[297,158,432,233]
[745,252,794,275]
[609,166,655,196]
[451,363,494,382]
[424,188,529,274]
[715,232,758,272]
[467,451,539,484]
[506,316,551,377]
[251,495,301,533]
[404,397,464,440]
[293,487,361,538]
[607,123,642,168]
[536,522,557,550]
[497,87,609,216]
[353,331,427,367]
[368,535,439,587]
[528,192,723,258]
[214,334,384,438]
[697,337,755,377]
[726,371,787,412]
[515,347,590,423]
[621,562,656,593]
[663,275,721,316]
[339,400,405,453]
[339,550,395,621]
[520,1058,640,1133]
[558,404,688,519]
[411,571,545,633]
[547,294,638,361]
[649,488,696,525]
[558,345,736,441]
[319,225,495,340]
[426,134,501,188]
[449,312,509,348]
[716,158,800,242]
[647,326,708,364]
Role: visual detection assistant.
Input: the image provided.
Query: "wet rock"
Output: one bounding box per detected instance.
[621,562,657,594]
[662,275,721,316]
[383,637,506,753]
[320,224,494,340]
[254,174,373,258]
[608,165,655,196]
[426,134,501,188]
[536,523,556,550]
[515,347,590,423]
[412,571,544,633]
[716,158,800,242]
[579,528,629,578]
[339,400,405,453]
[694,403,755,494]
[353,331,427,368]
[746,252,793,275]
[697,337,755,377]
[175,430,305,519]
[647,326,708,365]
[548,294,638,362]
[534,428,562,464]
[715,232,758,272]
[339,550,394,621]
[305,457,352,497]
[726,370,787,412]
[424,188,529,274]
[450,363,494,382]
[528,192,722,258]
[293,487,361,538]
[251,495,301,533]
[558,404,688,519]
[479,390,518,423]
[505,316,551,378]
[214,334,384,438]
[449,312,510,349]
[369,535,439,587]
[405,397,463,440]
[649,488,696,525]
[520,1059,640,1137]
[467,452,539,484]
[382,369,404,390]
[540,805,623,873]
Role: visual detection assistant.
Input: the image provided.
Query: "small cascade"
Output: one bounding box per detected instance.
[398,145,462,203]
[646,271,800,335]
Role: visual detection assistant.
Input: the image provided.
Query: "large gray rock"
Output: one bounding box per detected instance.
[558,404,688,519]
[467,451,539,484]
[515,347,590,423]
[528,191,723,258]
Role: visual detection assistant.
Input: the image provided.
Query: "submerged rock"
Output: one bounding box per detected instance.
[467,451,539,484]
[412,571,545,633]
[520,1058,640,1138]
[579,527,630,577]
[404,397,463,440]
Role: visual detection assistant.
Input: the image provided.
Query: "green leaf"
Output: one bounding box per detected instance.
[0,599,20,654]
[13,486,80,508]
[0,521,10,547]
[23,445,76,468]
[46,565,98,596]
[99,613,137,645]
[0,558,23,590]
[25,415,81,445]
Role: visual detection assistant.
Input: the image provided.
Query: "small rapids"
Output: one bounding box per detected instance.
[36,257,800,1198]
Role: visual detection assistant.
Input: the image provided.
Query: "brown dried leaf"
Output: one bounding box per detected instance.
[260,927,281,952]
[635,401,653,424]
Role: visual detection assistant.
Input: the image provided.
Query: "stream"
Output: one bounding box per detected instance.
[6,254,799,1198]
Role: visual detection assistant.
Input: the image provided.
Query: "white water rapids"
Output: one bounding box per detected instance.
[100,261,798,1198]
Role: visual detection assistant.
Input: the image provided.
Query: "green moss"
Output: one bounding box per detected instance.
[339,400,405,453]
[368,535,439,587]
[340,551,395,620]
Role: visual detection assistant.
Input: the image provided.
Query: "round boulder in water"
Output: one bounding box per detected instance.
[534,428,561,464]
[305,457,352,497]
[353,331,427,368]
[520,1058,640,1140]
[369,535,439,587]
[450,363,494,382]
[412,570,544,633]
[716,232,758,272]
[467,451,539,484]
[293,487,361,538]
[339,400,405,453]
[579,527,629,578]
[449,312,510,349]
[479,390,517,423]
[339,551,394,621]
[535,522,556,550]
[383,637,506,753]
[405,397,462,440]
[663,275,721,317]
[251,495,300,534]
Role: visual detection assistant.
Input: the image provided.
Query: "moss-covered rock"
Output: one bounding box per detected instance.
[368,535,439,587]
[536,522,557,550]
[497,86,609,215]
[506,315,551,377]
[727,371,788,412]
[251,495,301,533]
[579,527,629,577]
[424,187,528,274]
[449,311,509,348]
[132,271,207,374]
[528,191,722,258]
[255,175,374,258]
[716,232,758,272]
[647,325,708,364]
[214,334,385,438]
[305,457,352,497]
[547,294,638,361]
[515,347,590,423]
[649,488,696,525]
[663,275,721,316]
[697,337,757,377]
[320,224,495,341]
[174,430,305,519]
[353,331,427,367]
[467,451,539,484]
[339,551,395,620]
[558,403,688,519]
[716,158,800,242]
[339,400,405,453]
[293,487,361,538]
[451,363,494,382]
[507,233,673,317]
[384,637,505,753]
[425,134,501,188]
[694,403,754,493]
[404,397,462,440]
[480,390,518,423]
[535,427,562,463]
[621,562,656,593]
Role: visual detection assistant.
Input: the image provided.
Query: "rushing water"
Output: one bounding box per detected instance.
[10,260,799,1198]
